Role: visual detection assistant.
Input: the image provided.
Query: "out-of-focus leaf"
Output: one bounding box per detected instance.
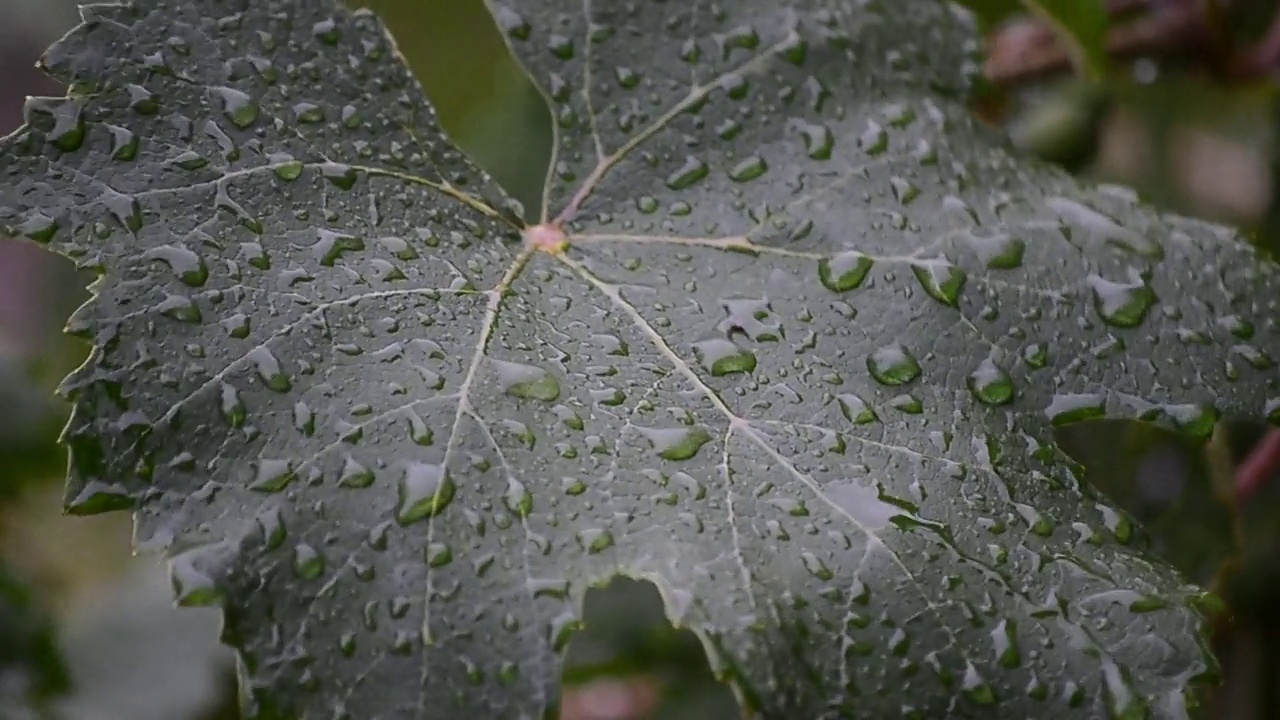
[1023,0,1110,80]
[0,564,69,717]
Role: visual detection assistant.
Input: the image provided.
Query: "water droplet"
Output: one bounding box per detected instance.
[1101,659,1148,720]
[727,156,767,182]
[794,120,834,160]
[1022,342,1048,369]
[504,478,533,518]
[637,426,713,461]
[220,383,245,427]
[818,251,873,292]
[964,233,1025,269]
[828,481,900,529]
[153,293,199,323]
[19,212,57,243]
[837,394,878,424]
[1087,275,1156,328]
[1045,394,1106,425]
[548,33,574,59]
[293,543,324,579]
[991,620,1020,668]
[339,455,375,488]
[492,359,560,401]
[1048,197,1162,258]
[967,358,1015,406]
[910,258,966,307]
[143,244,208,287]
[692,338,756,376]
[312,229,364,266]
[665,156,708,190]
[247,347,291,392]
[1162,403,1217,439]
[210,86,258,129]
[250,459,294,492]
[495,5,531,40]
[801,552,833,580]
[396,463,455,524]
[577,528,614,554]
[961,662,996,705]
[867,345,921,386]
[169,548,221,607]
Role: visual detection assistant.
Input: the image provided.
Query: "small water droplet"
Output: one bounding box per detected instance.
[867,345,921,386]
[801,552,833,580]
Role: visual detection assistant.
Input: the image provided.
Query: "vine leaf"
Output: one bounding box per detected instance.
[1,0,1277,718]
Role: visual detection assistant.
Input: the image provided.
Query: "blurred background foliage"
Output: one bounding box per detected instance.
[2,0,1280,718]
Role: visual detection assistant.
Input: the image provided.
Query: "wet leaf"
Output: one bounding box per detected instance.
[2,0,1278,718]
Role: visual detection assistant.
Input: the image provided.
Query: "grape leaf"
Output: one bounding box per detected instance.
[1,0,1278,718]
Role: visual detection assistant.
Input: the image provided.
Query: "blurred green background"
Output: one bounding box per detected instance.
[3,1,1280,718]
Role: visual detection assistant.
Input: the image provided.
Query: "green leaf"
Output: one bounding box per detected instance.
[2,0,1278,718]
[1023,0,1110,80]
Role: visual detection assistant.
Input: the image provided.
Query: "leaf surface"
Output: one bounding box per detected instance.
[2,0,1279,718]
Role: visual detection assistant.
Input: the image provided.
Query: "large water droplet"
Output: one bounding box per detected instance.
[665,156,709,190]
[250,459,294,492]
[293,543,324,579]
[867,345,921,386]
[339,455,375,488]
[692,338,756,376]
[827,481,900,529]
[504,478,533,518]
[1087,275,1156,328]
[837,394,878,424]
[577,528,614,554]
[247,347,291,392]
[818,251,873,292]
[396,463,455,524]
[493,359,560,401]
[961,662,996,705]
[144,244,208,287]
[1047,197,1162,258]
[911,258,966,307]
[727,156,767,182]
[210,86,258,129]
[978,622,1017,676]
[967,358,1015,406]
[312,229,364,266]
[637,426,713,460]
[1045,394,1106,425]
[963,233,1025,269]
